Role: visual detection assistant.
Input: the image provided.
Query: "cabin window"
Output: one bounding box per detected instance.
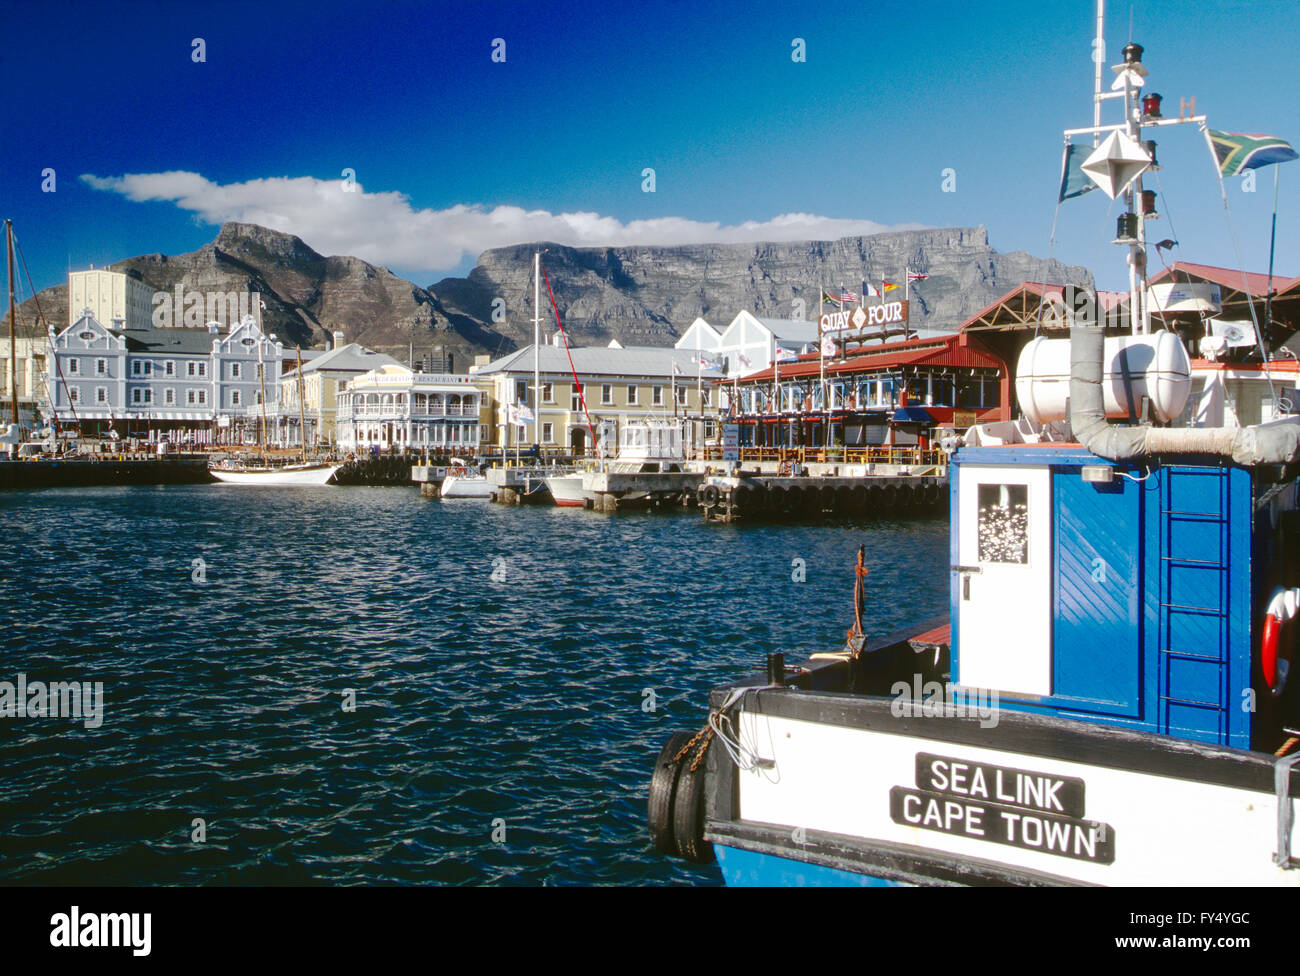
[977,484,1029,564]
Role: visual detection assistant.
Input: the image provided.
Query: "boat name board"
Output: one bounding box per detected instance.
[889,752,1115,864]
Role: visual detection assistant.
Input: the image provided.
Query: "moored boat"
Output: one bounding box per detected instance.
[649,8,1300,886]
[209,460,341,485]
[440,458,491,499]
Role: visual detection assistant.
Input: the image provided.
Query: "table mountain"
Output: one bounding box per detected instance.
[8,223,1090,364]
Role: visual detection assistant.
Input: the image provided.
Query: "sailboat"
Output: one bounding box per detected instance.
[210,336,341,485]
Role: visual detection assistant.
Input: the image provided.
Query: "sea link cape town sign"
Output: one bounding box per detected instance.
[819,301,909,333]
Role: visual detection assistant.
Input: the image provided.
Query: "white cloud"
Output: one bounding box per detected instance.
[81,171,922,276]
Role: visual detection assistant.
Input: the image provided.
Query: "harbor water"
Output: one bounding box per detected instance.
[0,486,947,885]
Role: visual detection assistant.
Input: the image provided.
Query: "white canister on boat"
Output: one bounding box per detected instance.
[1016,332,1191,424]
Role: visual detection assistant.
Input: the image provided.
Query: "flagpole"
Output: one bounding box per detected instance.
[1266,165,1280,339]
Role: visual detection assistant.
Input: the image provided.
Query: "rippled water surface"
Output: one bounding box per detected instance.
[0,485,947,885]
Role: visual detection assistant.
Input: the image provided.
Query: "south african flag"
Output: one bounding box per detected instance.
[1209,130,1298,176]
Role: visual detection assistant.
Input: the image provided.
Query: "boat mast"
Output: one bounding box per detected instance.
[257,327,268,464]
[296,346,308,463]
[7,219,17,428]
[533,250,540,457]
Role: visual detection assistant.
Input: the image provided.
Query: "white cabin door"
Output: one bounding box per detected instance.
[956,464,1052,696]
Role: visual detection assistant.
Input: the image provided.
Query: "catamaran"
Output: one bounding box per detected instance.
[649,4,1300,886]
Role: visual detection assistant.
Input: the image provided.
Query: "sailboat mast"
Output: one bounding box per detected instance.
[7,220,17,427]
[1093,0,1105,147]
[257,329,268,463]
[533,251,540,453]
[296,346,308,463]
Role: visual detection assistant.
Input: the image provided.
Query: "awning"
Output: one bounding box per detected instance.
[892,406,935,424]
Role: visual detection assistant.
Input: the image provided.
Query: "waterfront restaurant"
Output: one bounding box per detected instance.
[722,331,1003,457]
[335,364,482,453]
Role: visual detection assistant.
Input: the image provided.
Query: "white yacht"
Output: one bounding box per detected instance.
[439,459,491,499]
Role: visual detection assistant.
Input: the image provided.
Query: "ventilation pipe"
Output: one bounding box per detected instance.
[1069,322,1300,465]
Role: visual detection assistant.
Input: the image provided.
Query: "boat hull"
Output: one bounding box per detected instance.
[692,684,1300,887]
[440,474,492,498]
[546,473,591,507]
[209,463,340,486]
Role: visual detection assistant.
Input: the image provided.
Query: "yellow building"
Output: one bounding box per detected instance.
[273,338,401,447]
[469,342,722,456]
[68,268,153,331]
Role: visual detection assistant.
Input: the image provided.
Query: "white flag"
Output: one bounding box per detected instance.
[821,334,837,357]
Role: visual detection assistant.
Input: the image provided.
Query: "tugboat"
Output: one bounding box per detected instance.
[649,12,1300,885]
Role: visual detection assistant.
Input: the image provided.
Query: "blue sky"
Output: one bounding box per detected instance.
[3,0,1298,299]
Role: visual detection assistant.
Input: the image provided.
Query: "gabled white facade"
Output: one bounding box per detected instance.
[714,311,819,378]
[336,364,482,452]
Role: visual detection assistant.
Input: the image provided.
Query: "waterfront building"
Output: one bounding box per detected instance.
[48,309,283,443]
[469,342,721,456]
[272,334,401,447]
[722,332,1002,452]
[67,268,153,332]
[0,334,48,429]
[335,364,482,452]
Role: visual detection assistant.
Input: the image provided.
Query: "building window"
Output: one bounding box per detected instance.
[704,420,715,439]
[95,359,107,375]
[143,389,154,404]
[232,363,241,379]
[197,362,207,378]
[571,385,583,411]
[676,386,687,406]
[187,362,196,378]
[703,388,712,406]
[652,385,663,406]
[601,384,613,405]
[187,390,196,405]
[543,422,554,444]
[627,385,638,405]
[96,387,107,404]
[165,360,174,376]
[515,379,528,402]
[132,389,142,404]
[198,390,207,405]
[69,387,80,404]
[232,391,241,407]
[165,388,175,405]
[542,383,553,403]
[68,358,79,375]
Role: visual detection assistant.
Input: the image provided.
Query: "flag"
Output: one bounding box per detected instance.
[839,288,858,303]
[882,280,899,293]
[672,362,684,376]
[738,354,752,369]
[1209,130,1298,176]
[821,288,843,307]
[863,280,880,298]
[1059,142,1099,201]
[516,403,535,423]
[698,355,722,371]
[774,345,798,363]
[906,270,930,282]
[505,403,530,426]
[820,334,837,357]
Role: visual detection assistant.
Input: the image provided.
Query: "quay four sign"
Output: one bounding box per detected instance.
[819,301,908,334]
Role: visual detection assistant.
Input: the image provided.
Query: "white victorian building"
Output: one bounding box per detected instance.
[336,364,482,453]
